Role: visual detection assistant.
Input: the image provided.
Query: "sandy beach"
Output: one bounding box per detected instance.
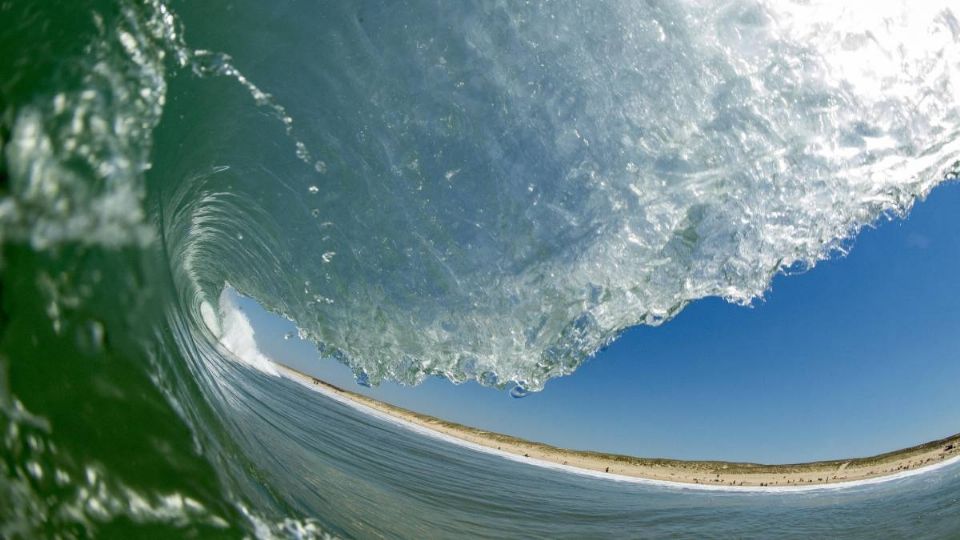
[275,363,960,489]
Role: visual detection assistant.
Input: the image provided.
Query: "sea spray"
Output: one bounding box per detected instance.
[160,1,960,391]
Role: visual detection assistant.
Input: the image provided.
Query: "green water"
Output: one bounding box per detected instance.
[2,1,960,537]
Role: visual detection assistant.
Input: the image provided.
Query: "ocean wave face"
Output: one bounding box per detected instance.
[158,1,960,391]
[1,0,959,536]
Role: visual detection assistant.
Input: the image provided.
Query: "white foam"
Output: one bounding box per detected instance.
[199,300,221,337]
[275,363,960,494]
[214,289,278,376]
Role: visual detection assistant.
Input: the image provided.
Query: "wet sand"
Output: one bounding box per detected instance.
[275,363,960,489]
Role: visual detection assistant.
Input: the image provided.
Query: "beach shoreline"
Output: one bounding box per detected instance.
[274,363,960,491]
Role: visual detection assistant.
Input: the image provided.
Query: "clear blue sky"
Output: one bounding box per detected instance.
[234,181,960,464]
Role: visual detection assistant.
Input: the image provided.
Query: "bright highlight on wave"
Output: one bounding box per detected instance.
[201,289,278,376]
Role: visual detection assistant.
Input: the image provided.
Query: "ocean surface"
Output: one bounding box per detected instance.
[2,0,960,537]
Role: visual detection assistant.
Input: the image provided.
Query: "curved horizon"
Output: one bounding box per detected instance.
[267,361,960,491]
[223,179,960,467]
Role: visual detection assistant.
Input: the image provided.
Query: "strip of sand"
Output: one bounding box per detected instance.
[275,363,960,490]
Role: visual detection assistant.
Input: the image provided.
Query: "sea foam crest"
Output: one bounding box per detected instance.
[208,289,278,376]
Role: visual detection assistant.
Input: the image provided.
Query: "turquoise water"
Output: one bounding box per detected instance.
[2,0,959,537]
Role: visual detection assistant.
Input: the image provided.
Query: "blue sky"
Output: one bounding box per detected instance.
[234,181,960,464]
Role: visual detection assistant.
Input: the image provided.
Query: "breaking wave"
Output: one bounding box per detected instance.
[166,0,959,391]
[1,0,959,536]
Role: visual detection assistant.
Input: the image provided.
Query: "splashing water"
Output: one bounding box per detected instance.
[158,0,960,391]
[1,0,959,536]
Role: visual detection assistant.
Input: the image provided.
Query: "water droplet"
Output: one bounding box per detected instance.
[510,385,529,399]
[295,141,310,160]
[308,185,319,194]
[75,320,105,355]
[89,319,104,341]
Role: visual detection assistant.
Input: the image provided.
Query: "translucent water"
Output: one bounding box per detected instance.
[1,0,959,537]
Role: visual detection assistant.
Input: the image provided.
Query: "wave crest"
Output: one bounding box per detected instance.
[159,1,959,391]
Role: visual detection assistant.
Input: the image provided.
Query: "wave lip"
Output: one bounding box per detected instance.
[154,1,960,391]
